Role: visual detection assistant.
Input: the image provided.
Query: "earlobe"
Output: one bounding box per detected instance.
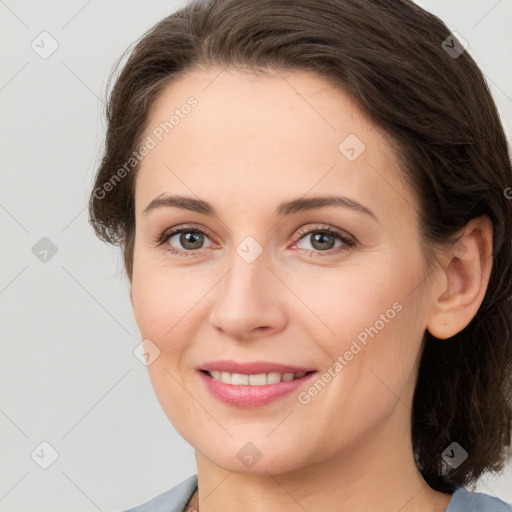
[426,215,493,340]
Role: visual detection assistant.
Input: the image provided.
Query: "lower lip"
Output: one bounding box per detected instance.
[197,370,317,407]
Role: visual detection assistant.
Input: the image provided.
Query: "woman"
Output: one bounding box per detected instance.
[88,0,512,510]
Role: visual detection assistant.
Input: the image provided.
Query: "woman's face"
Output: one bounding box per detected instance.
[130,68,440,473]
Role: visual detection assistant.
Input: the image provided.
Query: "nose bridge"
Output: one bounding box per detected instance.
[220,223,270,294]
[222,241,271,306]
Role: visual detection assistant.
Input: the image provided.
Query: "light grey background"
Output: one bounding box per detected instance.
[1,1,511,510]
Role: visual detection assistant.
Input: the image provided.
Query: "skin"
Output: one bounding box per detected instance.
[129,67,493,512]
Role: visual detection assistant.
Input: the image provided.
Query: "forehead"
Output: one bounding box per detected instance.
[135,67,414,220]
[144,67,378,155]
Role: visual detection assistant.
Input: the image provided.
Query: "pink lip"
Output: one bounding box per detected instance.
[196,361,318,408]
[197,360,316,374]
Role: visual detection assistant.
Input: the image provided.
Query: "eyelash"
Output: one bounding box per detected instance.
[155,223,356,258]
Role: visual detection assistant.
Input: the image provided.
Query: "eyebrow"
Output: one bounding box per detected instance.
[143,194,377,220]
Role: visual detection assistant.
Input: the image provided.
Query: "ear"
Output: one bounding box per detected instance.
[426,215,493,339]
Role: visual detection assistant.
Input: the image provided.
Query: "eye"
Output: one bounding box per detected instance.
[292,225,356,256]
[156,225,215,256]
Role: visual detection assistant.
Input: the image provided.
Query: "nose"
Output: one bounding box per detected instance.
[209,249,288,341]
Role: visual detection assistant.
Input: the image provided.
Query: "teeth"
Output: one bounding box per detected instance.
[208,370,307,385]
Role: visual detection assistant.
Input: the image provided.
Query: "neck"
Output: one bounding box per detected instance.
[189,405,453,512]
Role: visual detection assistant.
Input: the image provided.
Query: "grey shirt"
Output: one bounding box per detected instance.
[123,474,512,512]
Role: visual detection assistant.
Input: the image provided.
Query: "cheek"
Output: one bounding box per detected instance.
[285,262,403,342]
[291,268,423,452]
[130,267,203,429]
[131,265,189,348]
[130,259,221,374]
[286,257,425,388]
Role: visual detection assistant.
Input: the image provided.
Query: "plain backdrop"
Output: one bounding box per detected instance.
[1,1,511,510]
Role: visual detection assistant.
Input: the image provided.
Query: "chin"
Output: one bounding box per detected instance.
[194,436,311,475]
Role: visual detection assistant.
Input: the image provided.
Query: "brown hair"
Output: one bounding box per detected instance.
[89,0,512,493]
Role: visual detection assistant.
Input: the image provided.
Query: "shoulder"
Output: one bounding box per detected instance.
[121,474,198,512]
[447,486,511,512]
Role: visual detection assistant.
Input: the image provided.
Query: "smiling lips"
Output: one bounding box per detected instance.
[197,359,318,407]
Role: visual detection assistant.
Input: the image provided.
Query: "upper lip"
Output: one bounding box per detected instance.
[198,360,317,375]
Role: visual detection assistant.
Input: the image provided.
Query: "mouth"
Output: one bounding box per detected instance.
[197,367,318,407]
[200,369,317,385]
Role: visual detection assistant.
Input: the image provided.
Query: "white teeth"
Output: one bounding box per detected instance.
[249,374,266,385]
[232,373,248,385]
[207,370,308,385]
[267,372,282,385]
